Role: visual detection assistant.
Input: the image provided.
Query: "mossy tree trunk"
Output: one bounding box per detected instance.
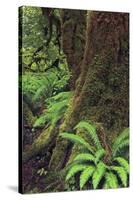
[49,11,129,170]
[61,9,86,89]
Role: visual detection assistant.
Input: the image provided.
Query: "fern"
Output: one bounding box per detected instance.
[74,153,95,163]
[22,70,70,114]
[80,166,95,189]
[113,157,129,174]
[33,91,72,128]
[92,162,106,189]
[95,149,106,164]
[61,121,129,190]
[112,128,129,157]
[104,172,118,189]
[103,182,110,189]
[110,166,128,187]
[60,133,94,153]
[66,164,88,181]
[113,139,129,157]
[74,121,102,149]
[22,72,57,103]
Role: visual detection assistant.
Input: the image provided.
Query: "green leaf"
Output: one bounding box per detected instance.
[74,121,101,149]
[80,166,95,189]
[114,157,129,174]
[113,139,129,157]
[112,128,129,157]
[60,133,94,153]
[103,182,110,189]
[105,172,118,189]
[66,164,87,181]
[111,166,128,187]
[95,149,106,164]
[74,153,95,163]
[92,162,106,189]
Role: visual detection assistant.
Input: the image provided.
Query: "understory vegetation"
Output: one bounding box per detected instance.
[19,6,129,194]
[60,121,129,190]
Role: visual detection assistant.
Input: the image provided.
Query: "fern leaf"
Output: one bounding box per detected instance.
[95,149,106,164]
[103,182,110,189]
[74,153,95,163]
[112,128,129,156]
[111,166,128,187]
[105,172,118,189]
[33,92,72,128]
[113,139,129,157]
[60,133,94,153]
[92,161,106,189]
[74,121,101,149]
[66,164,87,181]
[80,166,95,189]
[114,157,129,174]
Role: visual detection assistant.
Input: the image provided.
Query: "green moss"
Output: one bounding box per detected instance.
[23,101,36,126]
[23,125,58,162]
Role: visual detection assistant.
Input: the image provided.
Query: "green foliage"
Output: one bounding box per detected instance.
[60,121,129,190]
[21,72,57,111]
[33,91,73,128]
[112,128,129,157]
[60,133,94,153]
[92,162,106,189]
[66,164,88,181]
[21,6,44,49]
[21,70,70,112]
[74,153,95,163]
[74,121,102,149]
[21,6,63,70]
[80,166,95,189]
[104,172,118,189]
[95,149,106,164]
[110,166,128,187]
[113,157,129,173]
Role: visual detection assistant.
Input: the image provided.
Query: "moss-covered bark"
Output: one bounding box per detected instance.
[49,11,129,170]
[61,9,86,89]
[23,101,36,148]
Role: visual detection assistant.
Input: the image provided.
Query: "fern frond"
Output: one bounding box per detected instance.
[74,121,101,149]
[95,149,106,164]
[60,133,94,153]
[105,172,118,189]
[112,128,129,156]
[113,139,129,157]
[92,161,106,189]
[66,164,87,181]
[103,182,110,189]
[48,91,73,102]
[114,157,129,174]
[74,153,95,163]
[80,166,95,189]
[111,166,128,187]
[33,92,72,128]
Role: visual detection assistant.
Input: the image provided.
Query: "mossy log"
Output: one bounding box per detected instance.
[22,125,59,163]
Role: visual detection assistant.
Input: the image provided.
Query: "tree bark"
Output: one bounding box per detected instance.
[61,9,86,89]
[49,11,129,170]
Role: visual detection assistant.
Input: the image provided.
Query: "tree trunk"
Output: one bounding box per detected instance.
[61,9,86,89]
[49,11,129,170]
